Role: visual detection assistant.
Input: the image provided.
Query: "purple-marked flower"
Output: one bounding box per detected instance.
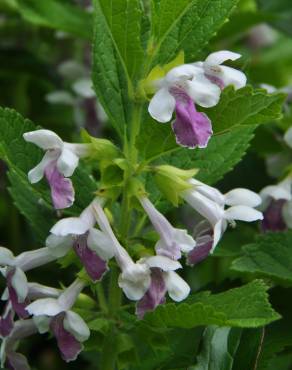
[139,196,196,260]
[1,319,37,370]
[23,129,91,209]
[46,199,115,282]
[195,50,247,90]
[0,246,58,330]
[148,64,221,149]
[27,279,90,362]
[260,176,292,232]
[182,179,263,253]
[136,255,190,318]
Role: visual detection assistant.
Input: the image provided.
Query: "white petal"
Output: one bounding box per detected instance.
[205,50,241,66]
[142,255,181,271]
[50,217,90,236]
[217,66,247,89]
[26,298,62,316]
[33,315,51,334]
[224,189,262,207]
[11,267,28,303]
[173,229,196,253]
[284,127,292,149]
[72,78,95,99]
[0,247,14,266]
[182,190,224,226]
[211,220,226,253]
[27,150,58,184]
[163,271,190,302]
[63,311,90,342]
[224,205,263,222]
[23,129,63,150]
[46,234,73,258]
[186,75,221,108]
[118,264,151,301]
[148,87,175,123]
[189,179,225,205]
[282,200,292,229]
[165,64,197,84]
[28,283,60,299]
[56,148,79,177]
[87,228,115,260]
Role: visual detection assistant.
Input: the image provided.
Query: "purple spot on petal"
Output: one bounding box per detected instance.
[205,74,225,90]
[261,199,287,232]
[74,233,108,282]
[187,239,213,266]
[136,268,167,319]
[6,351,30,370]
[171,89,213,149]
[45,162,75,210]
[0,304,14,337]
[50,312,82,362]
[6,269,29,319]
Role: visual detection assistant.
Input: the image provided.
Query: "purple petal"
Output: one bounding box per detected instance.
[136,268,167,319]
[45,162,75,209]
[205,74,225,90]
[261,199,287,232]
[6,269,29,319]
[6,351,30,370]
[187,238,213,266]
[171,90,213,149]
[73,233,108,282]
[50,312,82,362]
[0,305,14,337]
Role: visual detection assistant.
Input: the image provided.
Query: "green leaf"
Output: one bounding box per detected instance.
[167,125,257,185]
[150,0,239,65]
[92,0,144,137]
[205,86,285,134]
[231,232,292,285]
[14,0,92,39]
[192,326,242,370]
[8,168,56,241]
[144,280,280,329]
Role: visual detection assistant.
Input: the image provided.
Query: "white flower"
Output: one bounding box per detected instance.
[27,279,90,362]
[148,64,221,123]
[139,197,195,260]
[182,179,263,251]
[23,129,90,184]
[141,255,190,302]
[47,198,115,282]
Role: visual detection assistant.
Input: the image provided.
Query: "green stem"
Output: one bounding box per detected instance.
[108,266,122,315]
[96,284,108,314]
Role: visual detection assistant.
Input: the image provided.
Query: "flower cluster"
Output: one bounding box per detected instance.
[1,50,266,368]
[0,184,262,367]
